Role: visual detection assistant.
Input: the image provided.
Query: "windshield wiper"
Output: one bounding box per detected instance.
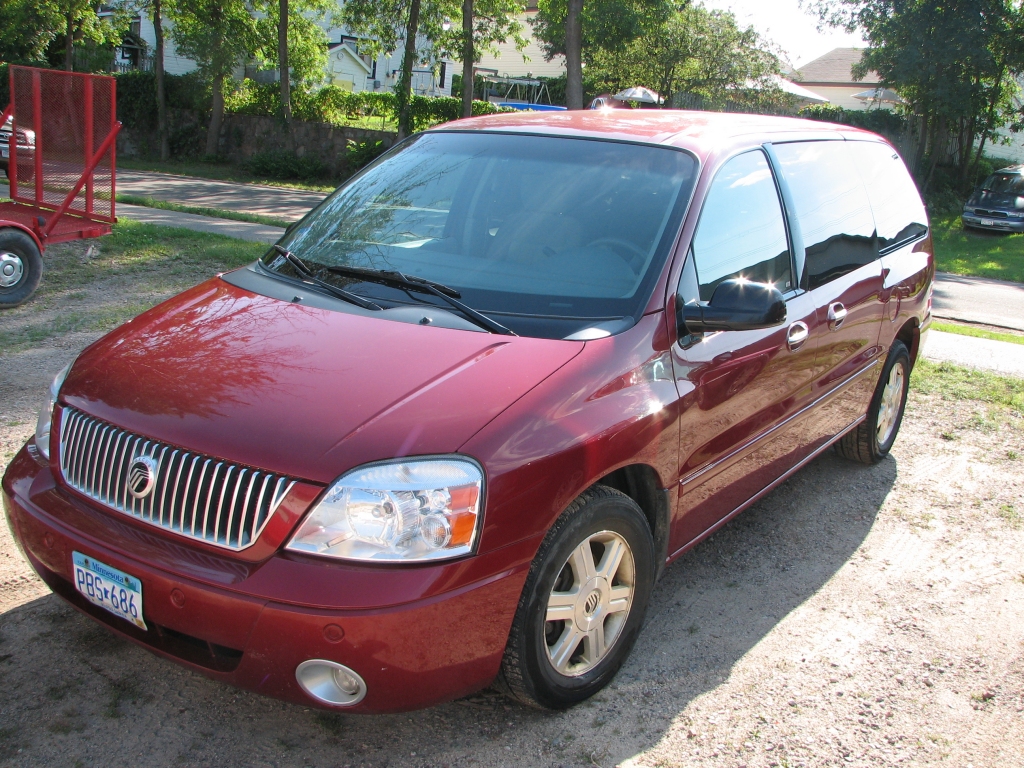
[326,265,516,336]
[267,246,382,311]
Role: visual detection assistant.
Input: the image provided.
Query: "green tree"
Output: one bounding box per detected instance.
[443,0,525,118]
[587,5,784,110]
[532,0,671,108]
[814,0,1024,190]
[341,0,460,138]
[251,0,333,122]
[168,0,259,156]
[0,0,64,63]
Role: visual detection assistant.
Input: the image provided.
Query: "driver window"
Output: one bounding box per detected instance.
[691,150,792,301]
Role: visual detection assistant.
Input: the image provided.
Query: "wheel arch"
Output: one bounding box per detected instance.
[894,317,920,368]
[0,221,43,252]
[593,463,671,581]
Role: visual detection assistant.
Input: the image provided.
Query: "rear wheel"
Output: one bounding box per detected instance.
[497,485,655,709]
[0,229,43,308]
[835,340,910,464]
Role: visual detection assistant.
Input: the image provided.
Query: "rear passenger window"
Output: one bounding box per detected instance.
[847,141,928,252]
[691,150,792,301]
[774,141,876,290]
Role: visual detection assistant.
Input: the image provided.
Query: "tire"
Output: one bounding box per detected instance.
[835,340,910,464]
[496,485,655,709]
[0,228,43,308]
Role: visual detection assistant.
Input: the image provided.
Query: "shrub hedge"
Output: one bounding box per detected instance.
[223,80,514,131]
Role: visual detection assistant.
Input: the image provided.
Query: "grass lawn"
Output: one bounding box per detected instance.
[0,220,266,354]
[931,213,1024,283]
[116,194,290,228]
[118,158,337,193]
[911,357,1024,415]
[932,321,1024,345]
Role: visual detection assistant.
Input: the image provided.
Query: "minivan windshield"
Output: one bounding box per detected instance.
[981,171,1024,195]
[266,131,697,338]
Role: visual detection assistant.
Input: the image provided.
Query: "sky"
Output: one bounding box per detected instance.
[703,0,868,69]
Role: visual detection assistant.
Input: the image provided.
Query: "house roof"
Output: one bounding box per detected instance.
[327,42,372,75]
[795,47,880,86]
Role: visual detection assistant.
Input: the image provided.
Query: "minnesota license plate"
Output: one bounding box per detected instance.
[72,552,147,630]
[980,218,995,226]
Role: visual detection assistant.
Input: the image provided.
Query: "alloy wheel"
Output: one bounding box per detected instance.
[544,530,635,676]
[876,360,905,445]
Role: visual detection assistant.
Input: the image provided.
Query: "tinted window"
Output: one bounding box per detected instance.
[774,141,876,289]
[848,141,928,250]
[981,171,1024,195]
[267,132,697,339]
[691,150,792,302]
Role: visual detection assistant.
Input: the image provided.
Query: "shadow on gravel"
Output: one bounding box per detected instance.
[0,450,896,768]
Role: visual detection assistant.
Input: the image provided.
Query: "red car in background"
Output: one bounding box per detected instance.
[3,110,932,713]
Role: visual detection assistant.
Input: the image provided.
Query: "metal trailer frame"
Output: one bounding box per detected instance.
[1,65,121,306]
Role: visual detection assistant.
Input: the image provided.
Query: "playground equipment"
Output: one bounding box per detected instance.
[0,65,120,307]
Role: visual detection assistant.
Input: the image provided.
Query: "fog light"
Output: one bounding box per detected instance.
[295,659,367,706]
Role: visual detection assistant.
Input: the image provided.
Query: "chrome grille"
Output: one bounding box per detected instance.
[58,407,293,551]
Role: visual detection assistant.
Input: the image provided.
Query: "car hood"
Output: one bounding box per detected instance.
[61,278,584,484]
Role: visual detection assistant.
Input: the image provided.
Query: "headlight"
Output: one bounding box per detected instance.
[34,362,72,460]
[286,457,484,562]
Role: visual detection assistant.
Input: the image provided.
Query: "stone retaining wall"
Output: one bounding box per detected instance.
[218,115,396,175]
[116,112,397,176]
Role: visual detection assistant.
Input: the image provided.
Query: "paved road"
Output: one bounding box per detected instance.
[118,169,327,222]
[922,329,1024,377]
[932,272,1024,332]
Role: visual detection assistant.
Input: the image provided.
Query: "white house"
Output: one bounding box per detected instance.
[124,11,453,98]
[475,2,565,80]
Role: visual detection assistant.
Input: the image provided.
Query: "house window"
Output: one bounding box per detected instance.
[371,60,377,79]
[439,63,446,89]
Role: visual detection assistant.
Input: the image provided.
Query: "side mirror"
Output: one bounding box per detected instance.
[681,279,787,335]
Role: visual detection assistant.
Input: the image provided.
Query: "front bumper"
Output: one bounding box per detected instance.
[961,213,1024,233]
[3,444,534,713]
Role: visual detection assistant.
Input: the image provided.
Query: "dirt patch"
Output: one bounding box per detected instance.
[1,238,1023,768]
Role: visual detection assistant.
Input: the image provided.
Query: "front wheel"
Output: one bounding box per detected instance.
[0,228,43,308]
[497,485,655,709]
[835,340,910,464]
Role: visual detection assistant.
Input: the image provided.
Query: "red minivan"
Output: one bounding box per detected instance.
[3,111,932,713]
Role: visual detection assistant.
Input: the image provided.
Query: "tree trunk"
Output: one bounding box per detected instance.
[206,73,225,157]
[461,0,474,119]
[279,0,292,123]
[397,0,422,139]
[565,0,584,109]
[153,0,169,161]
[65,12,75,71]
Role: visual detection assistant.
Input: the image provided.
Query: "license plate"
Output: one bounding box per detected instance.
[1,148,8,158]
[72,552,147,630]
[980,218,995,226]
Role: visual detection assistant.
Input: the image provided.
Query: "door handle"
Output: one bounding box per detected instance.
[787,321,809,351]
[827,302,847,330]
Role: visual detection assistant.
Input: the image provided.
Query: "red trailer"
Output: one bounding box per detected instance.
[1,65,121,307]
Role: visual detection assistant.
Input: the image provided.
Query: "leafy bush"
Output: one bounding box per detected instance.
[246,149,329,181]
[798,103,910,136]
[345,138,389,172]
[115,70,210,131]
[224,81,513,131]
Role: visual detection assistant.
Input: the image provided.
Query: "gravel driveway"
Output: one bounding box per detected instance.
[1,240,1022,768]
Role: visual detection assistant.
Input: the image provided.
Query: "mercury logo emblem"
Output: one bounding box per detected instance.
[584,590,601,616]
[127,455,158,499]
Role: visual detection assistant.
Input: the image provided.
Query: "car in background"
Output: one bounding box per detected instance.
[0,116,36,182]
[962,164,1024,232]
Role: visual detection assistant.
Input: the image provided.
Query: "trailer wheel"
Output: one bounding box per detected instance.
[0,229,43,308]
